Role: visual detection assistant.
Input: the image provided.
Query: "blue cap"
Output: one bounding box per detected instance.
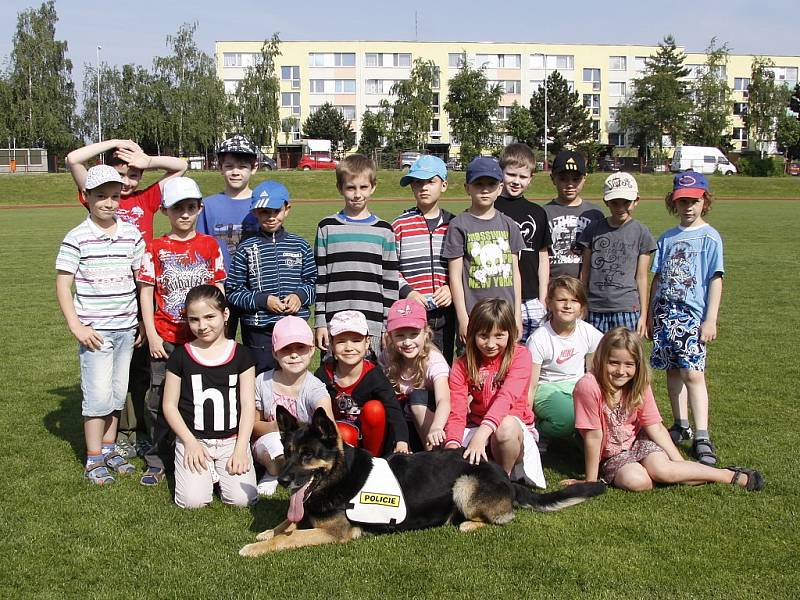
[465,156,503,183]
[399,155,448,187]
[250,180,290,210]
[672,171,708,199]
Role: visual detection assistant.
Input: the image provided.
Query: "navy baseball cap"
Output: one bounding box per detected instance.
[400,155,448,186]
[250,180,290,210]
[465,156,503,183]
[216,134,257,157]
[551,151,586,175]
[672,171,708,199]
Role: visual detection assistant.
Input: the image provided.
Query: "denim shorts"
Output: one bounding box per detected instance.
[521,298,547,342]
[79,327,136,417]
[650,301,706,371]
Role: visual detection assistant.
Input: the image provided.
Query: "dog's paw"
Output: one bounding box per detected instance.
[239,542,270,557]
[255,529,275,541]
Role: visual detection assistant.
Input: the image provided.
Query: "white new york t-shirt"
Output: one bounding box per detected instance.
[526,320,603,383]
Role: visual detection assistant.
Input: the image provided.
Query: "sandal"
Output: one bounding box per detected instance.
[668,424,693,444]
[693,438,717,466]
[85,463,115,486]
[140,466,165,486]
[104,451,136,475]
[727,466,765,491]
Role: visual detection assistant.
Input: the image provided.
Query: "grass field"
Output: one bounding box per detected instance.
[1,181,798,598]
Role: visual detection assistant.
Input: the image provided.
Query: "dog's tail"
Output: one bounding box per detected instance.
[513,481,605,512]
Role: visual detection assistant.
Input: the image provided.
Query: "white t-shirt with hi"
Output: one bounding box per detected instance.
[526,320,603,384]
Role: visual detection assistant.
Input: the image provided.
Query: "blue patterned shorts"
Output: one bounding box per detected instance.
[650,300,706,371]
[587,310,640,334]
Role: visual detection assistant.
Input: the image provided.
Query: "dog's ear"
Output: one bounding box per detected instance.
[311,407,338,443]
[276,405,299,437]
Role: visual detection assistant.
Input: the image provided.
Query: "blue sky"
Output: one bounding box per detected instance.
[1,0,797,88]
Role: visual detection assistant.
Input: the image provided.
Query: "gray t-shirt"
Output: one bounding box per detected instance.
[544,199,605,278]
[442,210,525,314]
[576,218,656,313]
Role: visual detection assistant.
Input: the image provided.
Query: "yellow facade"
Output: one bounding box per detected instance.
[216,40,800,153]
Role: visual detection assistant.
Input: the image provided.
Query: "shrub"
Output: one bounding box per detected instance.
[738,155,786,177]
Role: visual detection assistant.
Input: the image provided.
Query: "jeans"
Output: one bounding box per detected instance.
[79,328,136,417]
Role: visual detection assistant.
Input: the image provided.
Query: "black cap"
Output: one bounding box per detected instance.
[216,134,257,157]
[551,151,586,175]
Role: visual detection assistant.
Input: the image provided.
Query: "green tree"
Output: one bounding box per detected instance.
[777,84,800,160]
[618,35,692,158]
[444,53,502,163]
[78,63,121,143]
[685,38,733,147]
[388,58,437,150]
[358,106,391,155]
[746,57,790,157]
[0,76,12,144]
[528,71,594,155]
[8,1,76,153]
[302,102,356,155]
[505,101,535,147]
[234,34,282,152]
[281,116,299,145]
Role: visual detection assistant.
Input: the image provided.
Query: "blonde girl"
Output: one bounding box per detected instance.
[444,298,545,488]
[566,328,763,492]
[382,299,450,450]
[161,285,258,508]
[527,276,602,442]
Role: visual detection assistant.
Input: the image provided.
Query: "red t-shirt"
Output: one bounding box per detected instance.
[78,182,162,244]
[138,233,226,344]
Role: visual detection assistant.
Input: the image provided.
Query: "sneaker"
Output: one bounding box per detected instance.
[134,439,152,458]
[257,473,279,496]
[668,424,693,444]
[115,440,136,459]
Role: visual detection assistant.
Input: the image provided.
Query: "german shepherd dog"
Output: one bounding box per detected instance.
[240,407,605,556]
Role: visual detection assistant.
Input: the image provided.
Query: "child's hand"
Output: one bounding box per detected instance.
[72,323,104,351]
[560,478,588,486]
[114,147,150,170]
[515,314,523,341]
[183,438,210,474]
[315,327,329,352]
[148,333,169,360]
[227,448,252,475]
[463,432,489,465]
[457,320,468,345]
[266,295,285,313]
[700,320,717,342]
[393,441,411,454]
[426,428,445,450]
[635,315,648,339]
[135,323,147,348]
[282,294,301,314]
[406,290,428,307]
[432,285,452,308]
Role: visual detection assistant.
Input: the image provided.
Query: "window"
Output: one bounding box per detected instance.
[531,79,573,92]
[308,53,355,67]
[431,118,440,133]
[771,66,799,88]
[733,102,748,116]
[311,105,356,120]
[608,132,626,146]
[432,92,440,115]
[309,79,356,94]
[223,80,238,94]
[432,67,440,90]
[608,107,619,122]
[366,79,401,94]
[281,66,300,89]
[477,54,521,69]
[734,77,750,92]
[335,53,355,67]
[491,80,521,94]
[448,53,465,68]
[583,68,601,91]
[365,53,382,67]
[686,64,703,79]
[732,127,748,148]
[583,94,600,116]
[223,53,242,67]
[281,92,301,115]
[634,56,647,72]
[336,80,356,93]
[496,106,514,120]
[609,56,627,71]
[394,53,411,67]
[608,81,626,97]
[531,54,574,70]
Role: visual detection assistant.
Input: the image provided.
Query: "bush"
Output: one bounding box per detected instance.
[738,155,786,177]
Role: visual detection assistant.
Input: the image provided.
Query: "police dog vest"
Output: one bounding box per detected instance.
[346,457,407,525]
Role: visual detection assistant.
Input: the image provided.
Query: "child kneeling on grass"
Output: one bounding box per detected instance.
[565,327,764,492]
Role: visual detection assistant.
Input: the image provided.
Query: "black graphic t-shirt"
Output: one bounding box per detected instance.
[544,199,605,278]
[166,341,256,439]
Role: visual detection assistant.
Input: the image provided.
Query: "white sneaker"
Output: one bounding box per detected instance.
[257,473,279,496]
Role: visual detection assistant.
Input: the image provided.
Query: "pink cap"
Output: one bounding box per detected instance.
[329,310,369,337]
[387,299,427,332]
[272,316,314,352]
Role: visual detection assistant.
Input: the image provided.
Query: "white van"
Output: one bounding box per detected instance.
[671,146,737,175]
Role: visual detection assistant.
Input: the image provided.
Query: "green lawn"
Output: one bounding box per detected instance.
[1,192,797,598]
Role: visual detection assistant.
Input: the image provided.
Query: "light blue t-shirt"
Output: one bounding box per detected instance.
[197,192,258,269]
[652,223,724,320]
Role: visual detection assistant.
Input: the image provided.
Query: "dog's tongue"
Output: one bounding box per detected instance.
[287,481,311,523]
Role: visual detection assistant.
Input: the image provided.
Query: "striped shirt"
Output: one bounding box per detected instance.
[391,207,452,299]
[314,213,398,335]
[56,216,144,331]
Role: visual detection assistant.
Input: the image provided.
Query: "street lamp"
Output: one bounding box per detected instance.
[534,52,549,171]
[96,45,102,143]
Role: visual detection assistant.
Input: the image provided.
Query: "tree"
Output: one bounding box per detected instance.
[685,38,733,148]
[302,103,356,154]
[777,84,800,160]
[505,101,535,147]
[234,34,282,153]
[618,35,692,158]
[358,106,391,155]
[387,58,437,150]
[528,71,594,155]
[281,116,299,145]
[78,62,121,143]
[444,54,502,163]
[8,1,76,153]
[746,57,790,158]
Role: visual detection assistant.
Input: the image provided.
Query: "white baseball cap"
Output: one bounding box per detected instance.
[84,164,123,190]
[162,177,202,208]
[603,172,639,202]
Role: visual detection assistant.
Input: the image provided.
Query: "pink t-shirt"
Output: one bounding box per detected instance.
[392,349,450,397]
[573,372,662,459]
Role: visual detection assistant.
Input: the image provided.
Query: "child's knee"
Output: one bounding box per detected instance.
[361,400,386,425]
[614,465,654,492]
[494,417,521,443]
[681,369,705,385]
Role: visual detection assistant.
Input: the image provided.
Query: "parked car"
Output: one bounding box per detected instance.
[259,155,277,170]
[398,151,422,171]
[446,157,462,171]
[599,156,620,172]
[297,154,338,170]
[787,162,800,176]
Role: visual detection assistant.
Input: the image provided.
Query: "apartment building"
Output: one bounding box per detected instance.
[215,40,800,154]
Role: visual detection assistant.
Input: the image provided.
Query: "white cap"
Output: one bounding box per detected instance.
[162,177,202,208]
[84,164,123,190]
[603,172,639,202]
